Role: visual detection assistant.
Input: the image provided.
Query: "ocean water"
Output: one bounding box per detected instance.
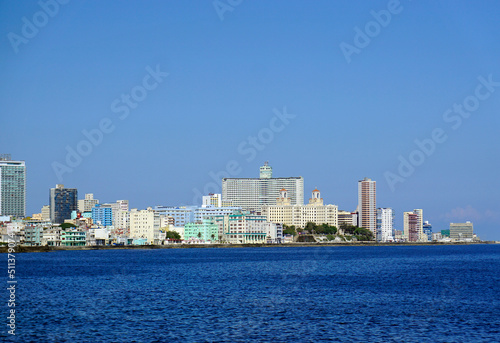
[1,245,500,342]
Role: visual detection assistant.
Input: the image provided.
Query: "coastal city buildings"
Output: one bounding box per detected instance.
[450,222,474,241]
[403,209,424,242]
[213,210,282,244]
[184,219,219,241]
[78,193,99,213]
[423,221,433,241]
[129,207,161,244]
[262,189,338,228]
[91,204,113,227]
[0,154,26,217]
[222,162,304,212]
[376,208,394,242]
[49,184,78,224]
[358,177,376,235]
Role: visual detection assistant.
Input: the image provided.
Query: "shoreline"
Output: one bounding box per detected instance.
[2,241,498,253]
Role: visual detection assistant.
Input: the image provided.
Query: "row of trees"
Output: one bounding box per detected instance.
[283,222,374,241]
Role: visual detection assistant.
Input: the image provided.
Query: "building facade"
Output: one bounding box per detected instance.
[0,155,26,217]
[358,178,376,235]
[129,207,161,244]
[50,184,78,224]
[91,204,113,227]
[222,163,304,212]
[450,222,473,241]
[184,219,219,241]
[78,193,99,213]
[213,211,282,244]
[403,211,419,242]
[154,206,196,226]
[376,208,394,242]
[262,189,338,229]
[403,209,424,242]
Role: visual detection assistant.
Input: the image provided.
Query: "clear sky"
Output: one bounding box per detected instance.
[1,1,499,240]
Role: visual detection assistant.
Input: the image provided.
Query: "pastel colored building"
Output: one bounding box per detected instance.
[262,189,338,229]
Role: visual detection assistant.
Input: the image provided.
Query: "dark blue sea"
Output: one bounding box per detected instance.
[1,245,500,342]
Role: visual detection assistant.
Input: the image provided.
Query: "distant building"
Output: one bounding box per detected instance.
[377,208,394,242]
[50,184,78,224]
[92,204,113,227]
[194,206,241,223]
[24,224,43,246]
[450,222,473,241]
[338,210,357,227]
[403,209,424,242]
[78,193,99,213]
[184,219,219,242]
[358,178,376,236]
[61,229,86,246]
[0,155,26,217]
[129,207,161,244]
[154,206,196,226]
[222,162,304,212]
[423,221,433,242]
[41,205,51,222]
[213,211,282,244]
[262,189,338,229]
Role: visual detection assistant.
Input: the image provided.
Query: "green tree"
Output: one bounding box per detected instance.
[305,222,317,233]
[166,231,181,240]
[60,223,77,230]
[197,232,202,239]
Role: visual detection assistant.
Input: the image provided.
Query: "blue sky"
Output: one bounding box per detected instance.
[1,0,499,240]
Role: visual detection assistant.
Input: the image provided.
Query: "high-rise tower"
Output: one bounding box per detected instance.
[358,177,376,236]
[50,184,78,224]
[0,154,26,217]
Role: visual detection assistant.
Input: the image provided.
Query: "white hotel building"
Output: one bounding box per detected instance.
[262,189,338,229]
[376,208,394,242]
[222,162,304,212]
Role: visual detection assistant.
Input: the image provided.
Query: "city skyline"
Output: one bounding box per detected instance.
[1,1,499,240]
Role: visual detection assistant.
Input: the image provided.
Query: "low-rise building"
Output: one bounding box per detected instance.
[61,230,86,246]
[184,219,219,242]
[213,211,282,244]
[450,222,473,241]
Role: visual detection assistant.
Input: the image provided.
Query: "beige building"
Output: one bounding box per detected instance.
[403,209,424,242]
[78,193,99,213]
[262,189,338,229]
[338,210,356,227]
[129,207,160,244]
[358,178,376,236]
